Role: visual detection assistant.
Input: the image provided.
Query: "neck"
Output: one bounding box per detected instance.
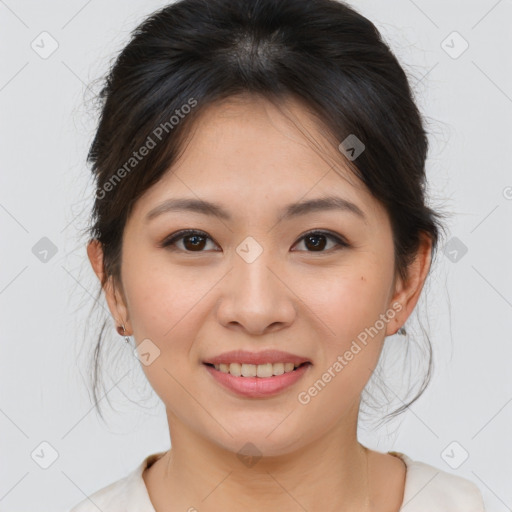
[146,407,372,512]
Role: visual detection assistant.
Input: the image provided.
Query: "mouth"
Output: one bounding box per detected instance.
[203,361,311,378]
[202,361,312,398]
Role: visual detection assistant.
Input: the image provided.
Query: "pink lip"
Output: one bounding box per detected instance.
[204,362,311,398]
[203,349,311,366]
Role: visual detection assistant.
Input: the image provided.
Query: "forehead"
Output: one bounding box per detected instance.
[133,94,387,225]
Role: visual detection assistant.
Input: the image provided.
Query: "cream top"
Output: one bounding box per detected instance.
[68,450,486,511]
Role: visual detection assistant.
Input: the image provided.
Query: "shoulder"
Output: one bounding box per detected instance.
[68,475,129,512]
[67,452,166,512]
[389,451,486,511]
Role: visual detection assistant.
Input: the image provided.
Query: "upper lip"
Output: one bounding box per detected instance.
[203,350,311,366]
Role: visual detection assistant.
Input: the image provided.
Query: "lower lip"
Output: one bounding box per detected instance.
[204,363,311,398]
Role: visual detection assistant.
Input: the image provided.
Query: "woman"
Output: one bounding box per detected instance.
[71,0,486,510]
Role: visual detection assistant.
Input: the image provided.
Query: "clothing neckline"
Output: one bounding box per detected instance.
[133,449,412,511]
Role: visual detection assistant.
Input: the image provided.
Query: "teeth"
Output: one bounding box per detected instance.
[214,362,302,377]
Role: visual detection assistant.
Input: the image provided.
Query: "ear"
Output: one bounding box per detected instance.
[385,232,432,336]
[87,239,131,335]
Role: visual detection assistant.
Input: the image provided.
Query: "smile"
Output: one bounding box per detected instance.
[208,362,305,378]
[203,362,312,398]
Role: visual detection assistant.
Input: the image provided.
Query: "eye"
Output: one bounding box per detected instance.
[159,229,220,252]
[292,230,349,253]
[159,229,349,253]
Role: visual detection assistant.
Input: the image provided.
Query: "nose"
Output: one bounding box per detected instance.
[216,249,297,336]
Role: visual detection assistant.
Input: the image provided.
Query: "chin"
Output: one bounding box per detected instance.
[209,427,305,460]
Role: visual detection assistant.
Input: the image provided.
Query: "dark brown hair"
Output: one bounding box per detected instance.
[81,0,447,425]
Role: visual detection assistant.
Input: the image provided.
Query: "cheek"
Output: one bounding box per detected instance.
[301,264,392,339]
[292,273,391,420]
[295,255,395,394]
[122,250,209,340]
[122,264,207,414]
[121,251,217,363]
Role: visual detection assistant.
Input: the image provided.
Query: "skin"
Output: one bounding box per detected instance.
[88,93,432,512]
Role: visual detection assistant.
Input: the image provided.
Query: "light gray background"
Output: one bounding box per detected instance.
[1,1,511,511]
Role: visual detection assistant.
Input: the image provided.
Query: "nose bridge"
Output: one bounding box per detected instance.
[216,236,295,333]
[232,239,280,302]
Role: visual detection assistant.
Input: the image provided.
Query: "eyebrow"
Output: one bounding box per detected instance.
[145,195,367,223]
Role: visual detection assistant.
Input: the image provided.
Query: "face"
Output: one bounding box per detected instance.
[89,94,429,457]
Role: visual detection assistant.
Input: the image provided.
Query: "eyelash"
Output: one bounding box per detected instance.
[159,229,350,253]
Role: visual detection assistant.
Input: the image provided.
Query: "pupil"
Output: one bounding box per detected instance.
[185,235,205,251]
[306,234,326,251]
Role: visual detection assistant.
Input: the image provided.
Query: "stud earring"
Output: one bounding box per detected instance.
[116,323,131,343]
